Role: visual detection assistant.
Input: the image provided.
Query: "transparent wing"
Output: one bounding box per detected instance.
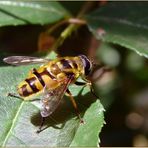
[40,75,74,117]
[3,56,50,66]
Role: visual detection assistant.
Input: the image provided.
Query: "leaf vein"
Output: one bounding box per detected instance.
[2,101,24,146]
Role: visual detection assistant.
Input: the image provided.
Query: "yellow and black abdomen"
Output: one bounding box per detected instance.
[17,69,45,98]
[17,66,59,99]
[18,77,40,98]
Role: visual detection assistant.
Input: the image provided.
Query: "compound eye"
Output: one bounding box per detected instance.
[84,61,91,75]
[85,66,91,75]
[79,55,92,76]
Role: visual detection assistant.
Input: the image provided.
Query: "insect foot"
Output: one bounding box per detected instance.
[80,119,85,125]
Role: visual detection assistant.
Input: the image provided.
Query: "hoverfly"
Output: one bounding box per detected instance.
[3,55,95,133]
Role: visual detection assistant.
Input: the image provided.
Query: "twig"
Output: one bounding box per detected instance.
[47,1,96,56]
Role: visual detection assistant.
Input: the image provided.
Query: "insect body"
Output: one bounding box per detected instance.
[17,55,92,98]
[3,55,93,132]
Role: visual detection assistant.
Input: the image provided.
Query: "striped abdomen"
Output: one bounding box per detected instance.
[17,67,58,98]
[17,57,82,99]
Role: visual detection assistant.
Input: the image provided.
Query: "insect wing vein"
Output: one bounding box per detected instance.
[3,56,50,66]
[40,75,74,117]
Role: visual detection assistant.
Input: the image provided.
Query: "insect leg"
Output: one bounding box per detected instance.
[86,82,99,99]
[36,116,45,133]
[90,85,99,98]
[66,89,84,124]
[75,80,99,98]
[8,93,40,102]
[75,81,86,86]
[7,93,22,100]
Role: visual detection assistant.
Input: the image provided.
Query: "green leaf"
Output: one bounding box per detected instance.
[86,2,148,58]
[0,52,104,146]
[70,100,104,147]
[97,43,121,67]
[0,1,69,26]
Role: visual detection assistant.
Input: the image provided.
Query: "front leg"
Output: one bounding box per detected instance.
[75,80,99,98]
[74,81,87,86]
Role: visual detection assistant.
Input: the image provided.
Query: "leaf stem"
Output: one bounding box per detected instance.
[77,1,96,18]
[49,24,78,53]
[47,1,96,56]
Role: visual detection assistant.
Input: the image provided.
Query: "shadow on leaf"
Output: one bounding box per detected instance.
[31,86,97,132]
